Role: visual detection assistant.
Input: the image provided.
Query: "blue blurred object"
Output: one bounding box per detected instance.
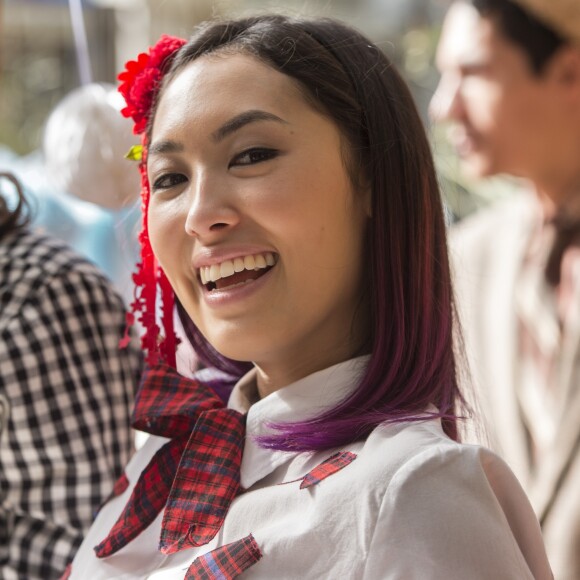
[0,145,141,306]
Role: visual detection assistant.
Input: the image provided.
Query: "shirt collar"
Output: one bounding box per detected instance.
[228,355,370,489]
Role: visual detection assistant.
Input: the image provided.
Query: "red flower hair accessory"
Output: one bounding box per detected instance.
[118,34,186,135]
[118,35,186,367]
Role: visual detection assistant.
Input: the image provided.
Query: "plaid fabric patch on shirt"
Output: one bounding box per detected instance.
[160,409,246,554]
[94,438,184,557]
[300,451,357,489]
[59,563,72,580]
[95,472,130,517]
[94,364,245,558]
[111,472,130,497]
[186,534,262,580]
[131,364,229,436]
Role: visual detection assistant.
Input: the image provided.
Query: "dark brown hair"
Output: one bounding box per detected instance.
[150,15,464,450]
[0,172,31,241]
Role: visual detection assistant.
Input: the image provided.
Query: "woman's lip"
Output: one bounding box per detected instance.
[192,248,277,270]
[200,263,275,307]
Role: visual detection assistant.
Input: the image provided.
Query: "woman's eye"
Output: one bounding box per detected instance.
[230,148,278,167]
[152,173,187,191]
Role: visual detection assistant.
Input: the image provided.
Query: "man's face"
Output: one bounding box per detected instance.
[430,2,559,179]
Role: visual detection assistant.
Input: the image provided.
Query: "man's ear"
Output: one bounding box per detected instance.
[547,46,580,95]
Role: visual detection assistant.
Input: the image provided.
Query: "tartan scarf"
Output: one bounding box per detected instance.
[94,364,245,558]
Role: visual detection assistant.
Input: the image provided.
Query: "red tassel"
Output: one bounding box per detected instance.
[159,268,178,368]
[118,37,185,369]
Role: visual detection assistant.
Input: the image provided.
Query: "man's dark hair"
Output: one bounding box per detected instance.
[472,0,566,73]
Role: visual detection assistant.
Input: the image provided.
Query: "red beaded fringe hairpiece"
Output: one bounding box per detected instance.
[117,35,187,367]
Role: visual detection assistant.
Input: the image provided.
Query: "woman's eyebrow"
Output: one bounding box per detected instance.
[149,110,288,155]
[212,110,288,142]
[148,140,184,156]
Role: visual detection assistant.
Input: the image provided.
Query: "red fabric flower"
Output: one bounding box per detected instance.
[118,35,186,135]
[116,35,185,367]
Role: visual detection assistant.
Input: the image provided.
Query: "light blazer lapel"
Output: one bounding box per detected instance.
[480,202,534,487]
[528,278,580,523]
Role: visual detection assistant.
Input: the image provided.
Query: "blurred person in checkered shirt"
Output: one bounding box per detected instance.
[0,171,143,579]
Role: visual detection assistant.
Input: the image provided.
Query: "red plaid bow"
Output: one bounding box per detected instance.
[94,364,245,558]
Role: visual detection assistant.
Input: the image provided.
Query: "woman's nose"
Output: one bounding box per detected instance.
[184,176,240,238]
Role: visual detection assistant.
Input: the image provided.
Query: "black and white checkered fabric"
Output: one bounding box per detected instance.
[0,229,142,580]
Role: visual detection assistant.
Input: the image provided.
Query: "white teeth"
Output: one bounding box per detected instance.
[200,252,276,285]
[220,261,235,278]
[209,264,220,282]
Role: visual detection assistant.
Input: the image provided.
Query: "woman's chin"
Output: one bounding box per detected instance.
[206,339,258,365]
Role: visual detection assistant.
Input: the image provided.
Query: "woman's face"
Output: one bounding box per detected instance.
[148,52,370,385]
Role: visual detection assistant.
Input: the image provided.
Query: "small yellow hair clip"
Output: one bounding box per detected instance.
[125,144,143,162]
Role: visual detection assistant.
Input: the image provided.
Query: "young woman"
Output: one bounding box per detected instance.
[67,15,552,579]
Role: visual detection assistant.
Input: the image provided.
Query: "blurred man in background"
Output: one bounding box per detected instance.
[430,1,580,577]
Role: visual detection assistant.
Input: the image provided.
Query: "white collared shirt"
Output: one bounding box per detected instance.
[69,357,552,579]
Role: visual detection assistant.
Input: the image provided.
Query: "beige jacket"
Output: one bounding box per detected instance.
[451,193,580,580]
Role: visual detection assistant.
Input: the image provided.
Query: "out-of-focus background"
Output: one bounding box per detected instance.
[0,0,515,297]
[1,0,445,154]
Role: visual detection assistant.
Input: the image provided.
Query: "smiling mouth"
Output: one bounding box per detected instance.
[199,252,277,292]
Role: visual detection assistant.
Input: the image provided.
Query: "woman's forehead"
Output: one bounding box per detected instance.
[152,53,312,136]
[162,53,300,107]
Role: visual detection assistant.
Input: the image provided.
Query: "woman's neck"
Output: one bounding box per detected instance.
[253,340,369,399]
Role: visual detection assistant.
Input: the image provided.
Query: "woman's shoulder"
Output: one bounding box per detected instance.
[359,419,552,580]
[360,420,552,580]
[358,419,538,521]
[356,418,465,479]
[361,418,529,499]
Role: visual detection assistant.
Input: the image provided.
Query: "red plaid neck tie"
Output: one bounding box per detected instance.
[94,364,245,558]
